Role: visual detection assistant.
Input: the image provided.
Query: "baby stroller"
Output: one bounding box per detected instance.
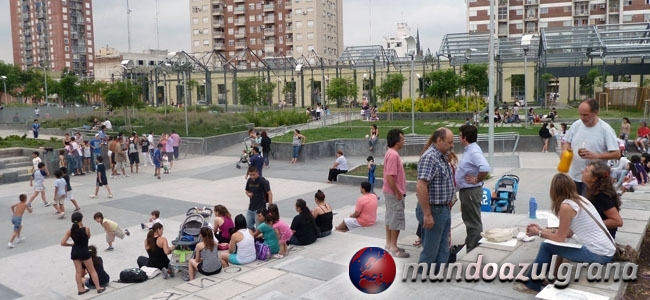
[170,207,213,281]
[235,137,256,169]
[491,174,519,213]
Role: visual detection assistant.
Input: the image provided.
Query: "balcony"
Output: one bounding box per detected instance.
[213,20,224,27]
[263,4,274,12]
[264,39,275,45]
[264,28,275,36]
[525,14,538,20]
[211,0,224,4]
[286,15,292,22]
[609,6,619,13]
[234,0,244,3]
[285,37,293,45]
[234,19,245,26]
[213,31,224,38]
[286,25,292,33]
[212,7,224,15]
[524,0,538,5]
[234,32,246,39]
[234,7,245,14]
[498,0,508,6]
[285,1,291,8]
[574,10,589,16]
[264,17,275,23]
[214,42,225,50]
[235,41,247,49]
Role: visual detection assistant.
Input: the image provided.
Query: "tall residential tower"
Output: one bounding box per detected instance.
[189,0,343,65]
[9,0,95,76]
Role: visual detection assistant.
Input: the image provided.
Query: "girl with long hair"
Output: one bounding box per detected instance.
[583,160,623,238]
[219,214,256,267]
[188,227,222,280]
[60,212,104,295]
[137,223,176,279]
[289,199,318,246]
[291,129,305,164]
[268,203,293,259]
[83,245,110,289]
[213,204,234,245]
[312,190,333,237]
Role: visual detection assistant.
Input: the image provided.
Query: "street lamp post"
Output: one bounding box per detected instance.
[0,76,7,105]
[521,34,533,129]
[408,50,415,134]
[464,48,476,112]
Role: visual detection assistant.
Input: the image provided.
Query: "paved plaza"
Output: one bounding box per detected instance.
[0,132,648,299]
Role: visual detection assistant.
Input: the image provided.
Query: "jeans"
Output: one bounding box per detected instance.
[173,146,179,159]
[415,203,450,272]
[263,150,270,166]
[525,242,613,291]
[292,145,301,159]
[91,152,100,171]
[368,137,377,149]
[459,186,483,251]
[246,209,260,230]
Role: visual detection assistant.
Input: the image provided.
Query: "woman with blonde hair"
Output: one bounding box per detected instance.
[513,173,615,294]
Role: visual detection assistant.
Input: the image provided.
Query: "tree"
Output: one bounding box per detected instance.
[57,70,84,105]
[580,68,601,98]
[425,69,459,99]
[326,77,358,108]
[237,76,276,114]
[102,80,142,109]
[460,63,488,97]
[377,73,406,101]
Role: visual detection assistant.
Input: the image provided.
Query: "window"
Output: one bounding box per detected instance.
[250,38,256,45]
[296,21,302,28]
[228,17,233,23]
[563,20,572,26]
[64,38,69,44]
[296,33,302,40]
[65,53,70,59]
[249,15,255,21]
[63,23,68,28]
[623,15,632,22]
[307,33,313,39]
[193,18,199,24]
[296,9,302,14]
[65,46,69,51]
[540,7,548,14]
[279,12,282,20]
[516,9,523,15]
[279,36,283,43]
[193,6,200,13]
[249,26,255,33]
[63,15,67,20]
[248,3,255,9]
[296,46,303,52]
[228,39,234,46]
[63,7,67,13]
[228,28,234,34]
[624,1,631,6]
[516,23,523,29]
[308,45,314,51]
[307,20,314,27]
[227,5,233,11]
[203,39,209,45]
[203,17,208,23]
[194,40,199,46]
[194,29,199,35]
[469,10,477,17]
[85,3,90,8]
[88,40,92,46]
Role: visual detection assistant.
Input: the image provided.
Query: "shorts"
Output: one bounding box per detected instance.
[107,226,125,243]
[11,216,22,232]
[110,153,116,165]
[229,253,240,265]
[66,192,75,201]
[383,192,406,231]
[166,152,174,161]
[53,194,66,205]
[129,153,140,164]
[197,264,222,276]
[34,185,45,192]
[116,161,127,169]
[343,217,362,230]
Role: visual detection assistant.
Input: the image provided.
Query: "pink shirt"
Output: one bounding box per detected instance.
[382,148,406,196]
[273,220,293,242]
[170,133,181,147]
[355,193,378,227]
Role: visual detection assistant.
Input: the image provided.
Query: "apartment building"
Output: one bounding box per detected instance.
[189,0,343,66]
[467,0,650,37]
[9,0,95,76]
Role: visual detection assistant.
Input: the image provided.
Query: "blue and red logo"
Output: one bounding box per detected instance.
[348,247,396,294]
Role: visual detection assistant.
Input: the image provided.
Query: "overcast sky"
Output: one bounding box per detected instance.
[0,0,466,64]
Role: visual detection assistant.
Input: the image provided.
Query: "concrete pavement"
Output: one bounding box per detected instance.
[0,139,647,299]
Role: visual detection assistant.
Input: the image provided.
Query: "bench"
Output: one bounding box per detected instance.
[404,132,520,154]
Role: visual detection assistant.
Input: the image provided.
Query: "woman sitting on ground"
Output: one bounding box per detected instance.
[513,173,614,294]
[583,161,623,238]
[83,245,110,289]
[311,190,333,237]
[137,223,176,279]
[213,204,234,245]
[188,227,222,281]
[219,214,256,267]
[289,199,319,246]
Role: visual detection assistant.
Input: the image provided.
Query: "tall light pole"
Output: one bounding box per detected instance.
[43,65,48,103]
[488,0,496,168]
[408,50,415,134]
[126,0,132,53]
[521,34,533,129]
[0,76,7,105]
[464,48,476,112]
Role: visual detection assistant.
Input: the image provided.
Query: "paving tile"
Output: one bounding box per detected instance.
[234,273,322,299]
[194,280,253,299]
[619,209,650,221]
[274,256,347,281]
[141,288,188,300]
[618,219,649,234]
[234,267,286,286]
[174,276,221,293]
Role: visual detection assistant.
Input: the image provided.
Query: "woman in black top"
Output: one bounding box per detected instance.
[289,199,318,246]
[583,160,623,238]
[539,122,553,153]
[60,212,105,295]
[84,245,110,289]
[311,190,333,237]
[260,131,272,167]
[137,223,176,278]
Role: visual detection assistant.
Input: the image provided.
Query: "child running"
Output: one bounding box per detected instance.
[9,194,32,248]
[268,203,292,259]
[90,156,112,198]
[60,167,82,212]
[93,212,130,251]
[53,170,68,219]
[28,162,50,207]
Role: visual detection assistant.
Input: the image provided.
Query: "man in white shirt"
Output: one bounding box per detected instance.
[103,118,113,130]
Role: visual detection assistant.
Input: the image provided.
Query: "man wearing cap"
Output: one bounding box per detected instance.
[90,133,102,171]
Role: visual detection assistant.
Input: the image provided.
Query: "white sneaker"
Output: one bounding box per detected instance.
[8,242,15,248]
[108,194,113,198]
[17,237,25,243]
[89,195,97,198]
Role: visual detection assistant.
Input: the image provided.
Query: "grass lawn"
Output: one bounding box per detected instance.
[0,135,63,149]
[346,163,419,182]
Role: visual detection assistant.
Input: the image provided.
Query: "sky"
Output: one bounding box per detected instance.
[0,0,467,64]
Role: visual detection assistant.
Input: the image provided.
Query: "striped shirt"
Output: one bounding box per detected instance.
[563,197,615,257]
[417,145,454,205]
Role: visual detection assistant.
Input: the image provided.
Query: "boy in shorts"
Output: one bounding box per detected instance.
[28,162,50,207]
[90,156,113,198]
[60,167,81,212]
[93,212,130,251]
[9,194,32,248]
[52,170,67,219]
[153,143,163,179]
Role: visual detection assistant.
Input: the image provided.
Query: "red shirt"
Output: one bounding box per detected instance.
[638,126,650,138]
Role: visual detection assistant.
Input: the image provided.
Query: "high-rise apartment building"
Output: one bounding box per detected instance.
[467,0,650,37]
[9,0,95,76]
[189,0,343,66]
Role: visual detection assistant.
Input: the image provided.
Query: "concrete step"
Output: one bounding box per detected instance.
[0,168,32,184]
[0,156,32,165]
[5,161,32,170]
[0,148,23,159]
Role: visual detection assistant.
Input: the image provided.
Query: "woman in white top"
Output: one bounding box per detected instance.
[219,214,256,267]
[513,173,615,294]
[327,150,348,183]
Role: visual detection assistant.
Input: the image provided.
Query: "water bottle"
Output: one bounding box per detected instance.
[529,197,537,219]
[557,149,573,173]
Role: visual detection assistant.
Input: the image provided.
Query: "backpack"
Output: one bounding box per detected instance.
[255,241,271,261]
[119,268,148,283]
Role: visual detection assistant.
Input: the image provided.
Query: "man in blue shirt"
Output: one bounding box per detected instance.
[32,119,40,139]
[416,128,455,271]
[89,134,102,171]
[248,147,264,177]
[456,125,490,252]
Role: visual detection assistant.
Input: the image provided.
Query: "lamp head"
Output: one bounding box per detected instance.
[521,34,534,51]
[0,75,6,80]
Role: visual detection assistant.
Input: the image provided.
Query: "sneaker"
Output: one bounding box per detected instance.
[273,254,285,259]
[89,195,97,198]
[58,214,66,219]
[108,194,113,198]
[44,202,51,207]
[111,176,116,179]
[124,229,130,236]
[17,237,25,243]
[54,211,61,215]
[74,208,81,212]
[28,203,32,208]
[141,223,146,230]
[71,173,75,177]
[8,242,15,248]
[105,246,114,251]
[162,267,169,279]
